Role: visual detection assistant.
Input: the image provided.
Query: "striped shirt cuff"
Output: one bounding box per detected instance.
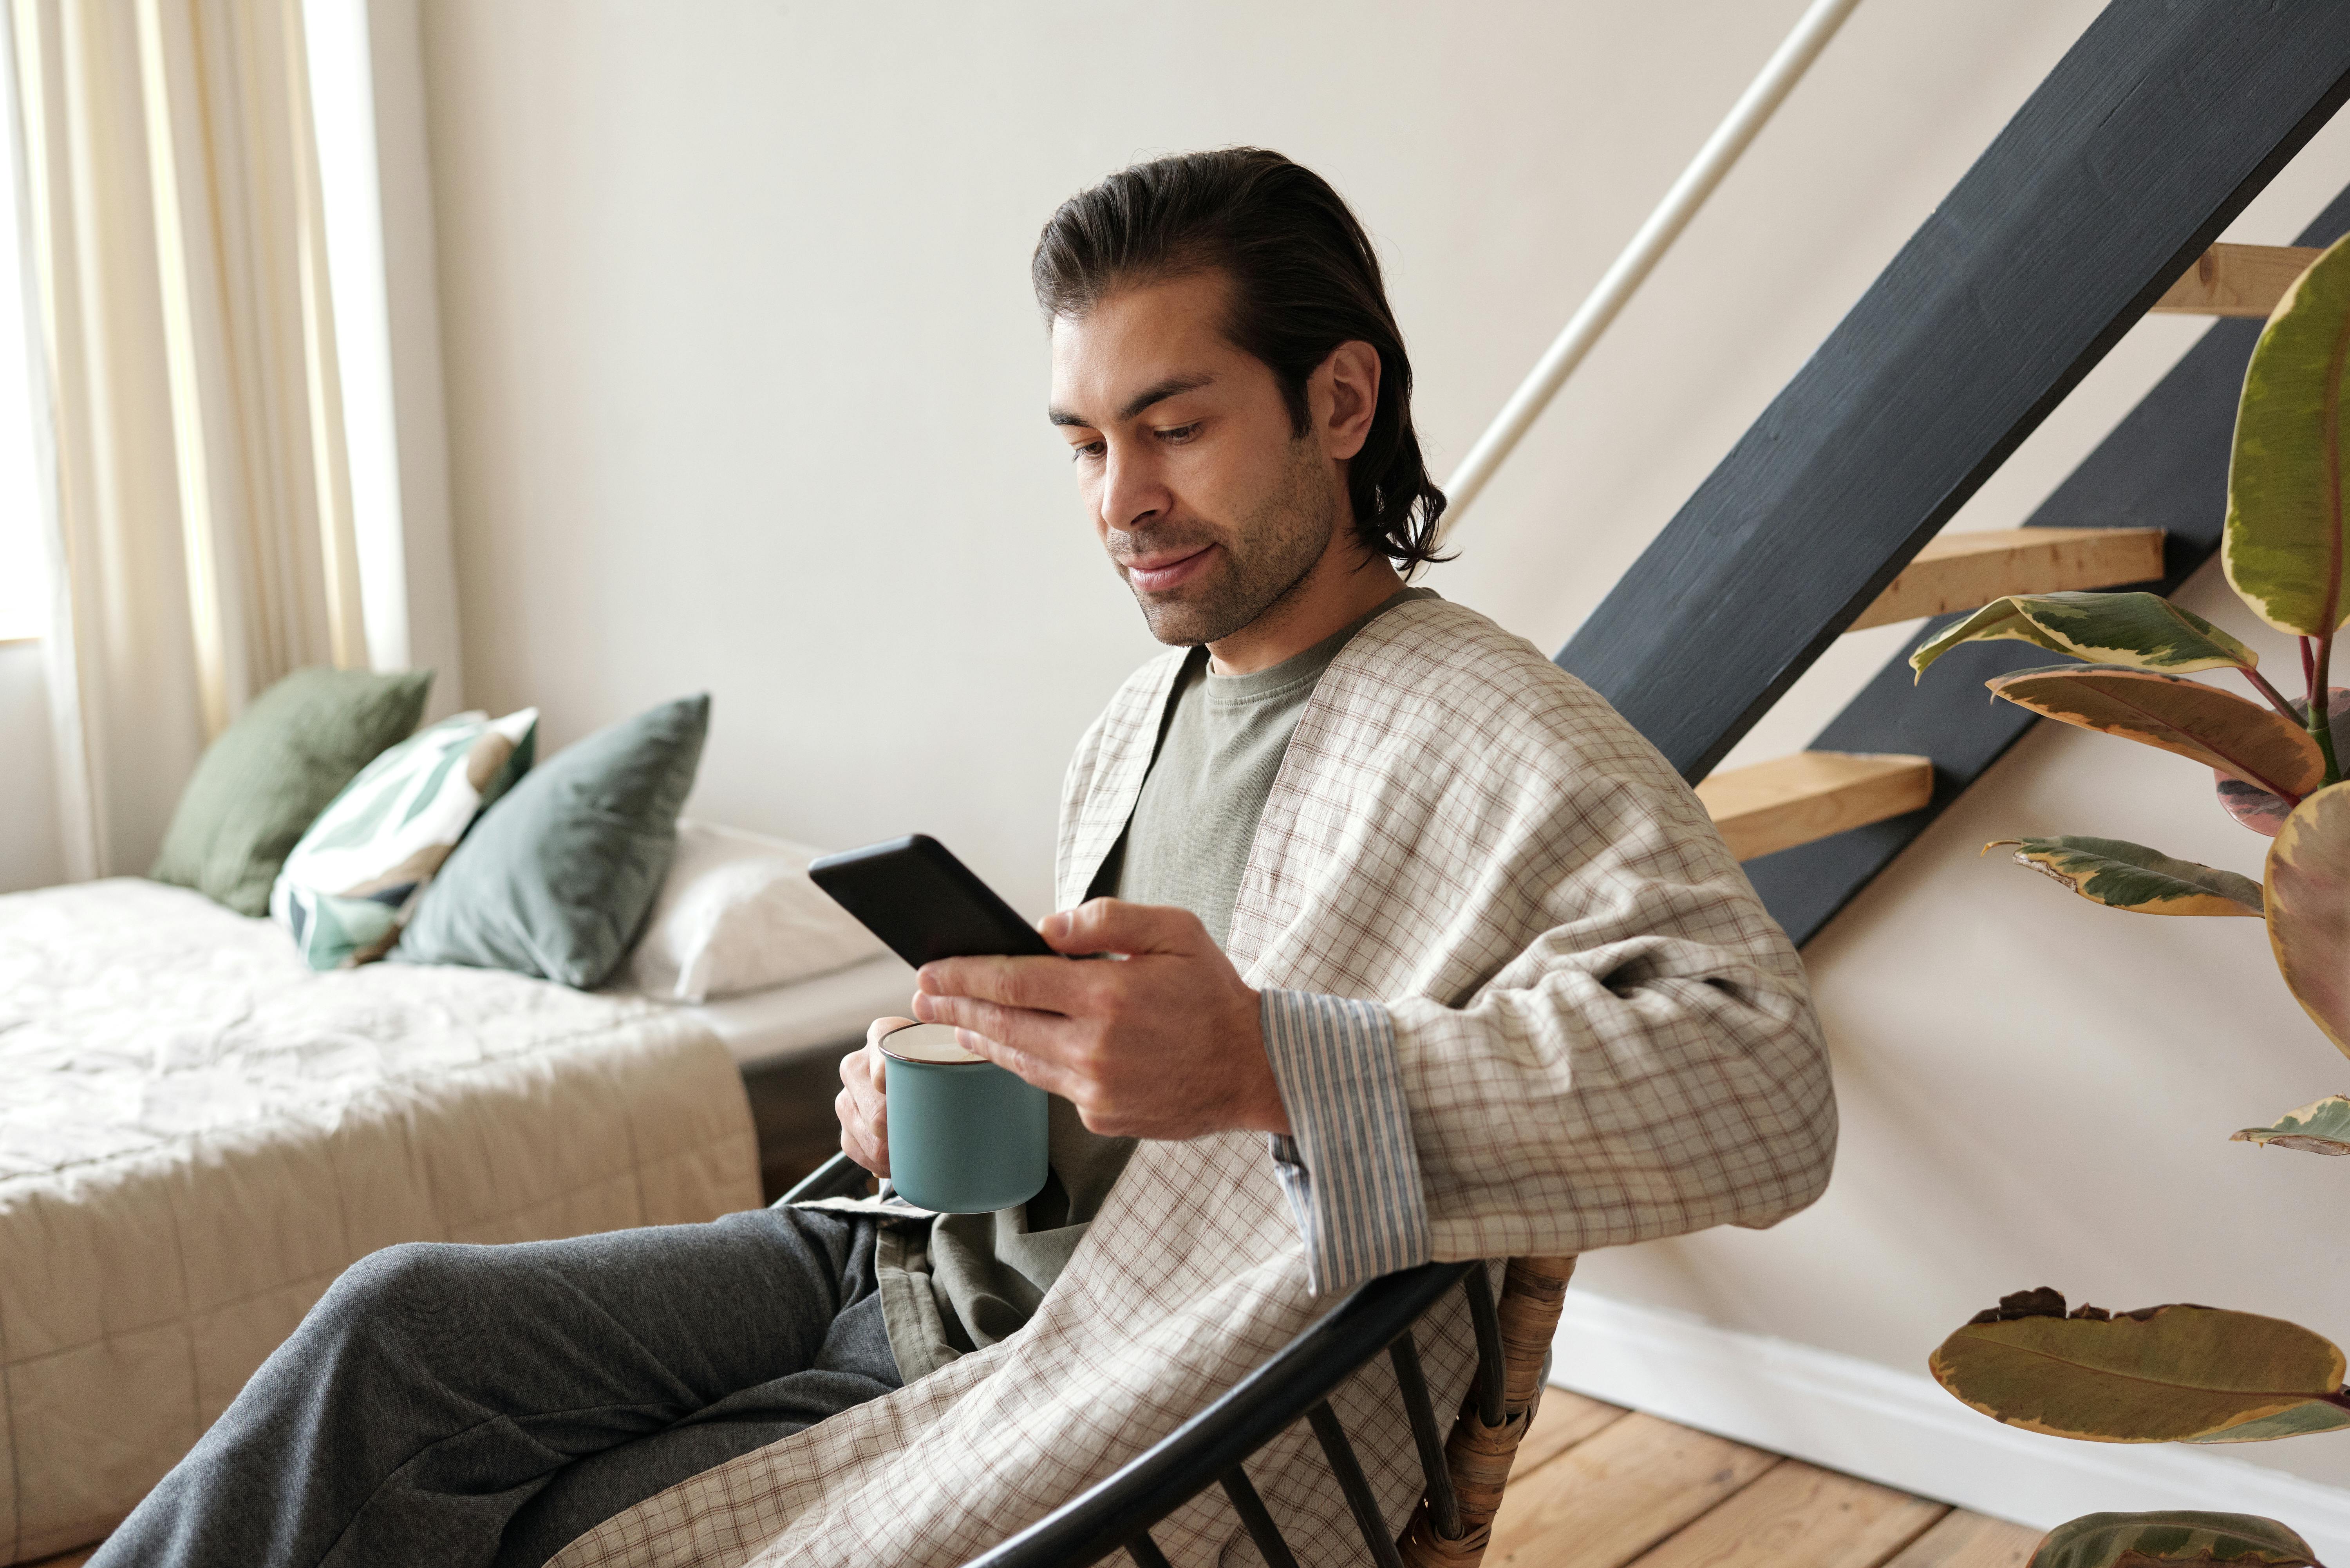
[1260,989,1430,1296]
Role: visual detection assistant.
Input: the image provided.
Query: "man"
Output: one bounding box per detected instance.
[97,149,1833,1568]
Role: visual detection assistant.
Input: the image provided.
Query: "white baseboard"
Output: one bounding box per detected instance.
[1549,1291,2350,1561]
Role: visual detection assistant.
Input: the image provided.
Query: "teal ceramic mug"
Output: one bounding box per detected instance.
[878,1021,1049,1214]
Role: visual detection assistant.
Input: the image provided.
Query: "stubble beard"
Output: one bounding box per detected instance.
[1123,437,1341,648]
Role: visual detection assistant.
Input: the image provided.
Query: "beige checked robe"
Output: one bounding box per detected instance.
[555,595,1837,1568]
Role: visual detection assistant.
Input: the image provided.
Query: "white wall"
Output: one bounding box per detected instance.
[0,641,63,892]
[414,0,2350,1497]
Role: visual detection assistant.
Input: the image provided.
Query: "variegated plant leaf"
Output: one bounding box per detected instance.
[2184,1399,2350,1443]
[1991,837,2263,917]
[1988,666,2324,801]
[2233,1095,2350,1157]
[2226,232,2350,635]
[1913,593,2258,680]
[2217,689,2350,837]
[2028,1510,2322,1568]
[2268,782,2350,1059]
[1931,1298,2349,1443]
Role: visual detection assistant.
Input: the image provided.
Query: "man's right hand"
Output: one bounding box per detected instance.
[837,1015,910,1176]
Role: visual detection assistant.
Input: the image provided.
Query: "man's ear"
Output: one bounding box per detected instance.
[1313,340,1381,462]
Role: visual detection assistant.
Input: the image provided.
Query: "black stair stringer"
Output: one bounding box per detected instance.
[1743,181,2350,947]
[1555,0,2350,788]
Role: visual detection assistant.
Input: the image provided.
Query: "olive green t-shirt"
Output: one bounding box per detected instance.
[873,588,1436,1381]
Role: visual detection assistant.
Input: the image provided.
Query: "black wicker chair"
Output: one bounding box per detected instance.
[781,1153,1575,1568]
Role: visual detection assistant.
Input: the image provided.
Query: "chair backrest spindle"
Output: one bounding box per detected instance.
[1387,1331,1463,1539]
[1308,1402,1410,1568]
[1218,1467,1303,1568]
[774,1145,1584,1568]
[1397,1257,1579,1568]
[1461,1269,1508,1429]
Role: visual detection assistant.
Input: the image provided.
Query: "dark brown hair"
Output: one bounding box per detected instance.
[1031,148,1450,572]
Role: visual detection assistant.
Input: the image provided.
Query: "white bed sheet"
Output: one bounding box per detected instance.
[677,955,917,1069]
[0,878,762,1563]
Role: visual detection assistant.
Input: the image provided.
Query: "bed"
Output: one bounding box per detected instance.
[683,952,915,1071]
[0,877,768,1563]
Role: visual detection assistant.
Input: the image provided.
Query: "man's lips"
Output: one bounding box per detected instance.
[1123,544,1216,594]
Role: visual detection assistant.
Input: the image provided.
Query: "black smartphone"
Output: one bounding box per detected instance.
[806,835,1057,968]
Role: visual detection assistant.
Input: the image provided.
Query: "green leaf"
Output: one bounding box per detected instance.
[1930,1297,2349,1443]
[1913,593,2259,680]
[2233,1095,2350,1157]
[2226,233,2350,636]
[1988,667,2325,801]
[2267,783,2350,1059]
[1992,836,2264,917]
[2028,1510,2323,1568]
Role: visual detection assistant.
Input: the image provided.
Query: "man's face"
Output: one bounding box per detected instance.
[1049,272,1345,647]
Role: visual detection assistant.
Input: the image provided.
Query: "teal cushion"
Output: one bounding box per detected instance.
[271,707,540,969]
[393,694,709,988]
[150,667,435,916]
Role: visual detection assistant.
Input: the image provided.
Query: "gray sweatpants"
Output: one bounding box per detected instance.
[91,1206,900,1568]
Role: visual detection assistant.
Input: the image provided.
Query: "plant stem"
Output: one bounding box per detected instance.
[2312,296,2350,787]
[2315,631,2343,788]
[2242,665,2305,723]
[2303,636,2317,693]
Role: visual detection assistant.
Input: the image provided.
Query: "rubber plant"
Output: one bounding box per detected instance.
[1909,235,2350,1568]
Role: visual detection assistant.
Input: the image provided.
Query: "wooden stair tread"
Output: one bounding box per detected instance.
[1696,752,1934,862]
[1622,1460,1948,1568]
[2151,241,2322,317]
[1487,1412,1779,1568]
[1879,1510,2046,1568]
[1514,1388,1632,1478]
[1848,526,2166,630]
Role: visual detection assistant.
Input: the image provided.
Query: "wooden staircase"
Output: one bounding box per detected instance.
[1692,243,2317,869]
[2151,242,2324,316]
[1697,753,1935,864]
[1841,527,2165,632]
[1550,0,2350,947]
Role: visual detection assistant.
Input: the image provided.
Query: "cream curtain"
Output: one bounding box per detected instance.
[14,0,362,881]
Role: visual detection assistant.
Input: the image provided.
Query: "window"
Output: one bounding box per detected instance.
[0,58,45,646]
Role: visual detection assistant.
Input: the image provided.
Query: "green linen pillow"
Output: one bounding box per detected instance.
[270,707,540,969]
[392,694,710,988]
[150,666,434,916]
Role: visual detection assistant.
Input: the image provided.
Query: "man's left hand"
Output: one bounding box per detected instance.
[911,898,1291,1140]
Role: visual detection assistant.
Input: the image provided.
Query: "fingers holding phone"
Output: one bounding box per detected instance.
[837,1015,911,1176]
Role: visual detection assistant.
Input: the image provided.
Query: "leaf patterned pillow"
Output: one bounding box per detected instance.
[270,707,538,969]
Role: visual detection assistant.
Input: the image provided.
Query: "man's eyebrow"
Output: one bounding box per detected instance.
[1047,374,1216,429]
[1117,374,1214,421]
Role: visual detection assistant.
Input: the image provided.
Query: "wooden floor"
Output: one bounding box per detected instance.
[27,1394,2040,1568]
[1488,1391,2041,1568]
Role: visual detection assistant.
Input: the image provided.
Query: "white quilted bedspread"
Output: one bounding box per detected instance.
[0,878,763,1563]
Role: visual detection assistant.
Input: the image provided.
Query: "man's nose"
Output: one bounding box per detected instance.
[1099,445,1171,533]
